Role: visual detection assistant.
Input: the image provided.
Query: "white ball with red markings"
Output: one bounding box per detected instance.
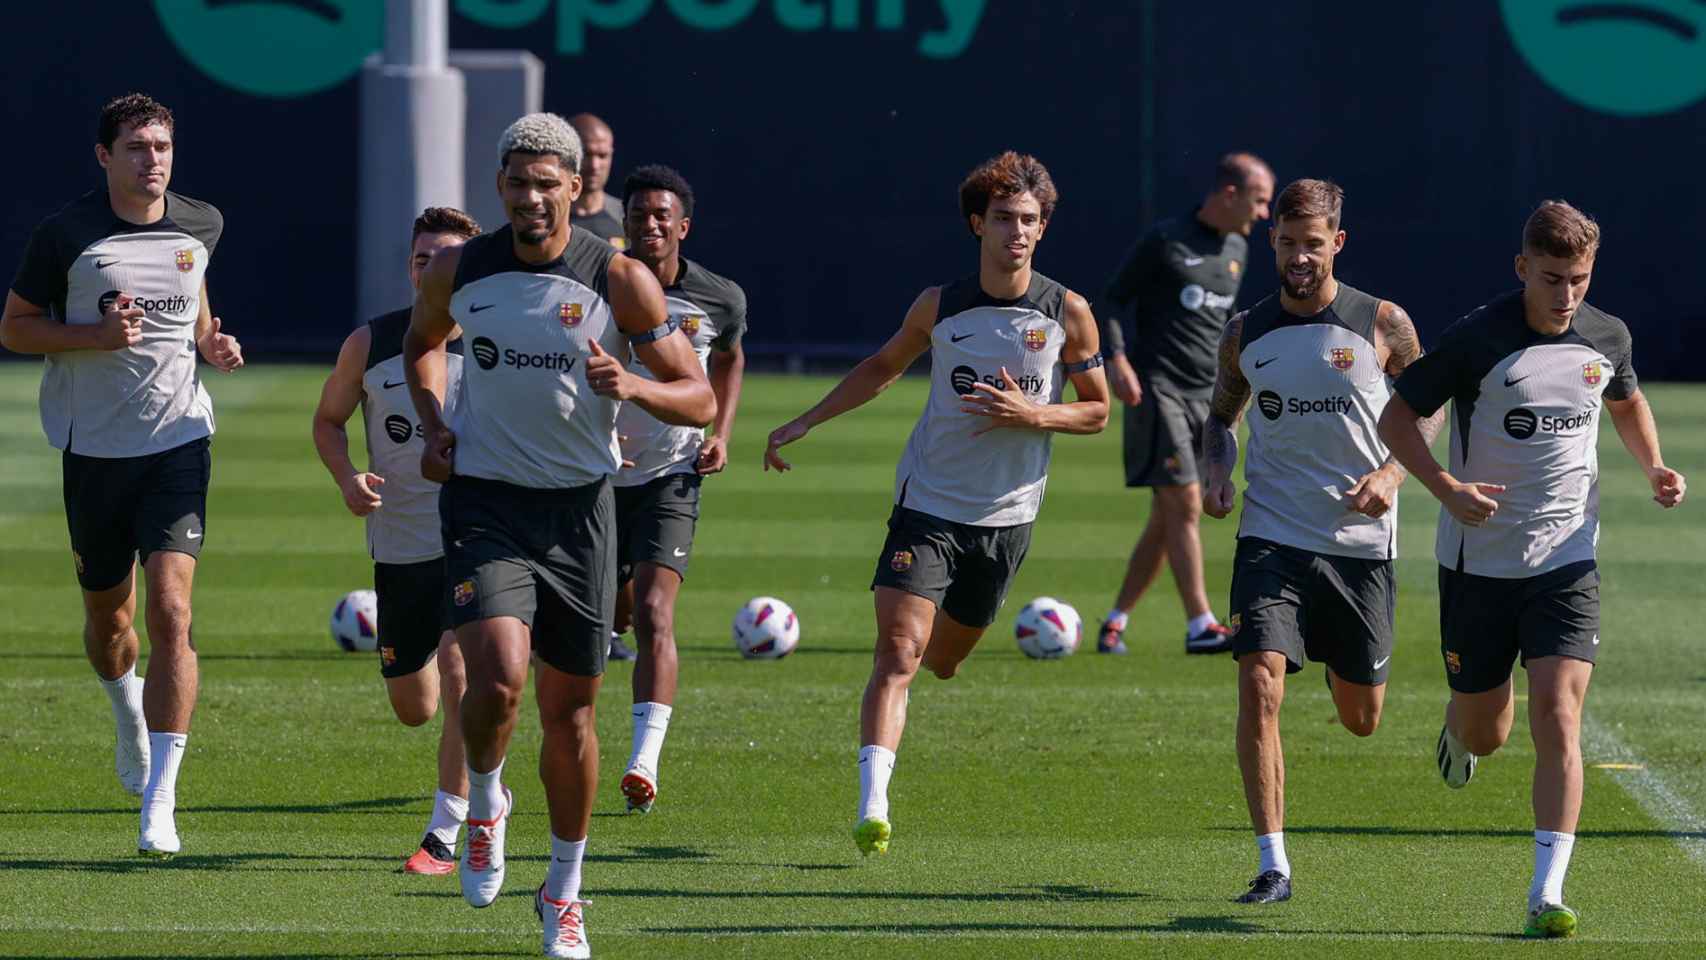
[330,589,379,653]
[1015,597,1081,659]
[732,596,800,659]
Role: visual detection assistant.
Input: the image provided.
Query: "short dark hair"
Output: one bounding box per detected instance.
[1214,152,1271,192]
[412,206,481,243]
[1523,200,1600,260]
[623,165,695,218]
[959,151,1058,233]
[99,93,173,150]
[1274,178,1345,229]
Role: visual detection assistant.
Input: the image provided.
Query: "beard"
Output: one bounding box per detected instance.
[1281,264,1326,300]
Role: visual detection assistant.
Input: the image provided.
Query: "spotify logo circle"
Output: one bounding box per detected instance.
[154,0,383,97]
[1501,0,1706,116]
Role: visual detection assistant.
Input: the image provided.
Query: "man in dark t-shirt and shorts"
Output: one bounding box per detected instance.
[1381,201,1687,940]
[1096,153,1273,655]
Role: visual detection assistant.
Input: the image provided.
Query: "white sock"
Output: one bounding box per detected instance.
[628,702,672,775]
[1257,831,1290,878]
[100,666,145,728]
[546,834,586,902]
[143,732,187,812]
[1187,612,1220,636]
[466,758,506,822]
[858,745,896,822]
[427,789,468,846]
[1104,609,1129,631]
[1530,831,1575,908]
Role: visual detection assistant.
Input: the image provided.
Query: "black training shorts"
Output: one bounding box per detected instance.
[62,436,210,591]
[1438,560,1600,694]
[869,504,1032,629]
[614,472,701,584]
[1229,536,1397,685]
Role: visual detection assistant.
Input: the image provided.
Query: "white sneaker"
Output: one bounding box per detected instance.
[138,805,180,858]
[535,885,591,959]
[1437,724,1476,789]
[460,786,512,907]
[115,720,149,796]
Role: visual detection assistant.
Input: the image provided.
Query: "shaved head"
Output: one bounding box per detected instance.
[569,113,611,142]
[569,113,614,197]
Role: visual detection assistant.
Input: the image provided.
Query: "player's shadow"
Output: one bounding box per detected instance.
[1253,825,1706,840]
[1,953,532,960]
[403,881,1153,904]
[0,851,398,875]
[6,794,420,817]
[0,650,353,663]
[650,914,1255,936]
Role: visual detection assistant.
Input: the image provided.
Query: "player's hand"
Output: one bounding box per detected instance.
[764,419,808,472]
[1203,477,1237,519]
[1345,464,1402,519]
[696,435,728,475]
[585,338,636,400]
[198,316,244,372]
[340,472,384,517]
[95,293,144,350]
[1648,465,1686,508]
[962,366,1040,435]
[421,424,455,484]
[1443,479,1505,526]
[1109,353,1142,407]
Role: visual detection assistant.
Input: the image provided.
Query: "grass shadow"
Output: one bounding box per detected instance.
[0,851,400,875]
[401,881,1154,904]
[3,795,420,817]
[1228,825,1706,841]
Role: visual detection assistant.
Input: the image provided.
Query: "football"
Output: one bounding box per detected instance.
[1015,597,1081,659]
[732,596,800,659]
[330,589,379,653]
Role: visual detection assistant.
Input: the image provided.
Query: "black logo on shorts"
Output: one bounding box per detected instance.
[471,337,499,370]
[384,414,415,444]
[950,365,978,395]
[1257,390,1284,421]
[1504,408,1538,439]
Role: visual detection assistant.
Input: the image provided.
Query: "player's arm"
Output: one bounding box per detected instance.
[1342,301,1442,518]
[763,286,937,472]
[311,326,386,517]
[0,290,141,353]
[403,245,461,482]
[590,256,716,427]
[193,280,243,372]
[1606,389,1686,508]
[1101,234,1157,407]
[696,338,745,476]
[1201,311,1251,519]
[1377,346,1505,528]
[962,290,1108,436]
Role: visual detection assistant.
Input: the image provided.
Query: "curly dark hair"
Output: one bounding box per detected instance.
[412,206,482,243]
[958,151,1058,234]
[99,93,174,150]
[623,164,695,218]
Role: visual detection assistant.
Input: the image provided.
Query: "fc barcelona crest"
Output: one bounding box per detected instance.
[1228,260,1241,278]
[1582,362,1602,386]
[890,550,913,573]
[1023,327,1048,352]
[680,314,703,336]
[560,302,583,327]
[175,249,194,273]
[1329,347,1355,370]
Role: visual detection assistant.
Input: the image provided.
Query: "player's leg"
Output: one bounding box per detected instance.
[1099,401,1171,652]
[920,608,983,679]
[855,586,937,855]
[136,549,198,857]
[1228,537,1306,902]
[454,614,528,905]
[608,579,636,660]
[1155,481,1224,652]
[1436,565,1521,788]
[923,518,1027,680]
[1316,553,1395,738]
[64,449,150,796]
[623,562,681,812]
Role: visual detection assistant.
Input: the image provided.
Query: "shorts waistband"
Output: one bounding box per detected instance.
[448,473,608,504]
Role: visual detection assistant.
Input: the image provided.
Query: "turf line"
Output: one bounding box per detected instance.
[1582,712,1706,874]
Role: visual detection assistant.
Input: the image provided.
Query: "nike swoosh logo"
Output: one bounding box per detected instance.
[673,547,688,557]
[1504,374,1531,387]
[95,259,120,269]
[1591,634,1600,646]
[186,530,202,540]
[1181,256,1204,266]
[469,303,495,313]
[1537,840,1553,848]
[1372,656,1391,670]
[382,379,406,389]
[950,332,975,343]
[1253,357,1277,369]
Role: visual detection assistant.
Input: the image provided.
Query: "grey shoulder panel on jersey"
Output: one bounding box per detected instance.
[676,257,748,348]
[1569,301,1637,399]
[563,226,617,300]
[450,225,614,300]
[937,272,1066,324]
[164,192,223,255]
[1237,292,1283,351]
[1026,271,1068,322]
[1328,283,1381,345]
[366,305,464,371]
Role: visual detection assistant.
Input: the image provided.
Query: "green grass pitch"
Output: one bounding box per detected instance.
[1,365,1703,958]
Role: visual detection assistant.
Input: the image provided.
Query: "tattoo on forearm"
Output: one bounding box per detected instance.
[1208,311,1251,426]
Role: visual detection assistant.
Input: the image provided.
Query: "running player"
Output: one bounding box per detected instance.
[568,114,624,250]
[404,113,713,959]
[1097,153,1273,655]
[0,93,242,858]
[311,206,482,874]
[609,164,748,814]
[1202,179,1441,904]
[1379,200,1687,938]
[764,152,1109,857]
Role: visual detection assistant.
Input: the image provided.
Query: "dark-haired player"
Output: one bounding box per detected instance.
[1,93,242,858]
[1202,179,1439,904]
[405,113,713,958]
[608,165,748,814]
[1096,152,1273,655]
[312,206,482,874]
[1380,200,1686,939]
[765,152,1109,857]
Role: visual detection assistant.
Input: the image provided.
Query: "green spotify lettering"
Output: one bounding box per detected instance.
[1501,0,1706,115]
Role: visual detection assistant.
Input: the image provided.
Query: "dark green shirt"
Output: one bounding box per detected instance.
[1099,211,1247,397]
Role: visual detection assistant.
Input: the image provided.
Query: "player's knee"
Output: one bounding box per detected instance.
[145,594,193,642]
[1239,664,1284,721]
[925,652,960,681]
[1531,700,1581,747]
[874,639,924,679]
[393,700,435,727]
[633,591,674,640]
[1339,704,1381,737]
